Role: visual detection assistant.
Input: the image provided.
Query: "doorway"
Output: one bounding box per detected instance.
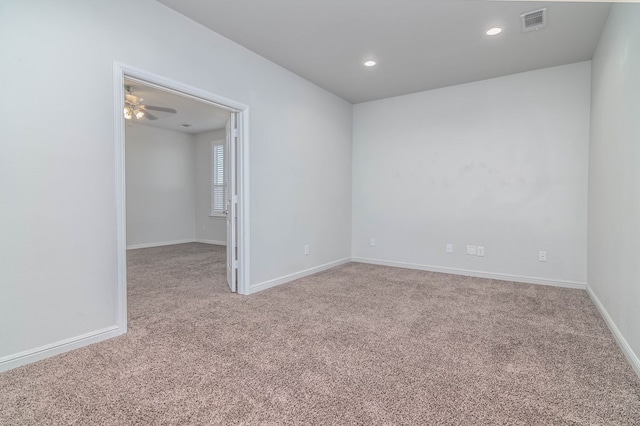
[114,64,250,332]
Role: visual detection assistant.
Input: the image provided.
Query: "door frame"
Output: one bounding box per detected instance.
[113,62,251,331]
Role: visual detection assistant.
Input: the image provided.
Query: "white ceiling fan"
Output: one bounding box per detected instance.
[123,85,177,121]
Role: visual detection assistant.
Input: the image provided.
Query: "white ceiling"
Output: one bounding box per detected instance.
[124,78,230,134]
[155,0,611,104]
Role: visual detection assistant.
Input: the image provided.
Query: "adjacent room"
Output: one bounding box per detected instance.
[0,0,638,424]
[123,77,235,317]
[124,78,231,251]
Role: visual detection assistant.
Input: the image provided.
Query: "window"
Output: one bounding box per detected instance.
[211,143,226,216]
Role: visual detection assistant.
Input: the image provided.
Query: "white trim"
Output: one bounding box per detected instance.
[236,109,250,295]
[351,257,587,289]
[113,65,128,334]
[123,74,247,113]
[0,326,122,373]
[126,239,197,250]
[196,239,227,246]
[587,285,640,378]
[248,258,351,294]
[126,239,227,249]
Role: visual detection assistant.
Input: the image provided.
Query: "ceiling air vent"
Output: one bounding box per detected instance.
[521,8,547,33]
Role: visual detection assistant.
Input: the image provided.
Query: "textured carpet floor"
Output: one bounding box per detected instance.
[1,243,639,425]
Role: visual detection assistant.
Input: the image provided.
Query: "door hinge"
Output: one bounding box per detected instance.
[232,260,238,269]
[231,128,238,138]
[232,195,238,204]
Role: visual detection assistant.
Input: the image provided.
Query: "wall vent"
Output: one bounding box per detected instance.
[521,8,547,33]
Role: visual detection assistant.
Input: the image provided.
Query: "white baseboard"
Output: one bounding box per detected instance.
[249,258,351,294]
[126,239,196,250]
[195,239,227,246]
[351,257,587,290]
[586,285,640,378]
[0,325,123,373]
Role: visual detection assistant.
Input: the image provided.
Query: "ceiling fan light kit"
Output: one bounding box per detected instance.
[123,105,144,120]
[123,85,177,121]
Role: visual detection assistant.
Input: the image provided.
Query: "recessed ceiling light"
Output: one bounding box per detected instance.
[364,60,376,67]
[486,27,502,36]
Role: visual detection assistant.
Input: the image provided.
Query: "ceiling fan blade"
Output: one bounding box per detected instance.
[144,105,177,114]
[143,111,159,121]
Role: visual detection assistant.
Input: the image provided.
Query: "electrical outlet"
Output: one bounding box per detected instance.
[477,246,485,257]
[467,245,477,255]
[446,244,453,254]
[304,245,310,255]
[538,250,547,262]
[370,238,376,247]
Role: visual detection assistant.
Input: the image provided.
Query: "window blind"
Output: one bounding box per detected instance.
[211,143,226,215]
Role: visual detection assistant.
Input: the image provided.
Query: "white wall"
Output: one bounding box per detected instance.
[195,129,227,245]
[0,0,352,368]
[588,5,640,371]
[125,124,196,248]
[352,62,591,286]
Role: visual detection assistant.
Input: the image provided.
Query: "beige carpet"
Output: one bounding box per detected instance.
[1,242,639,425]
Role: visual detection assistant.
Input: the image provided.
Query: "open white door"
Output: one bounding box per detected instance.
[225,113,238,292]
